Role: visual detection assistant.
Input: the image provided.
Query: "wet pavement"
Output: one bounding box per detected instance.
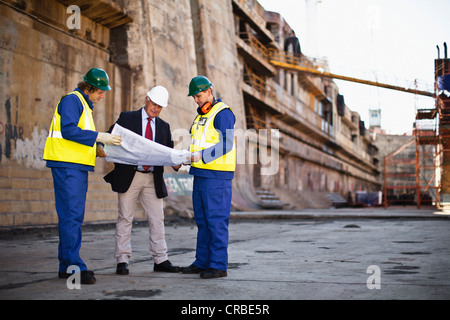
[0,207,449,303]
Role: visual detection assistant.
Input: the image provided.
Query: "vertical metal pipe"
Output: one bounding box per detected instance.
[383,156,387,209]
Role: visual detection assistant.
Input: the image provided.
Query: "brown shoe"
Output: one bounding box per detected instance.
[200,268,227,279]
[180,264,206,274]
[80,270,96,284]
[58,270,95,279]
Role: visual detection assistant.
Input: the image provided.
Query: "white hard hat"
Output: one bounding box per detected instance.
[146,85,169,107]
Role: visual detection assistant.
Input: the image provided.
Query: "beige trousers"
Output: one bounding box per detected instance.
[115,171,168,264]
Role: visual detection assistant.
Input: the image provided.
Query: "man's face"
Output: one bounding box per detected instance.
[192,88,213,107]
[87,89,105,104]
[144,97,163,118]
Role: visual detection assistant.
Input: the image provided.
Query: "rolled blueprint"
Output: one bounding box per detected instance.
[104,124,191,166]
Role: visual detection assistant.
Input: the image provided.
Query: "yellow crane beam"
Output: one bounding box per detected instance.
[269,57,435,98]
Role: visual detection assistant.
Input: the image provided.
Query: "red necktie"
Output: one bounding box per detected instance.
[143,117,153,171]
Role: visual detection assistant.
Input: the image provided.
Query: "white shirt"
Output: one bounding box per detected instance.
[138,107,156,172]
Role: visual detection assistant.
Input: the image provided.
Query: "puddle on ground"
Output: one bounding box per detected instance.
[400,252,431,255]
[105,289,162,298]
[384,265,420,275]
[228,262,248,269]
[255,250,284,254]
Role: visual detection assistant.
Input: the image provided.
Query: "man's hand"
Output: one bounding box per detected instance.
[182,151,201,165]
[96,132,122,145]
[96,144,106,158]
[190,151,202,162]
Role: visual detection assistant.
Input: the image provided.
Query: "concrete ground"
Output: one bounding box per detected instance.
[0,206,449,304]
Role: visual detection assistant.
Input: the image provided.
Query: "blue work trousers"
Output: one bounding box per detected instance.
[51,167,88,273]
[192,176,232,271]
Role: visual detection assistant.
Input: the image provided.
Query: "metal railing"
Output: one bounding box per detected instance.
[239,32,269,61]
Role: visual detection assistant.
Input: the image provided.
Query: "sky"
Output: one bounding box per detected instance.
[257,0,450,135]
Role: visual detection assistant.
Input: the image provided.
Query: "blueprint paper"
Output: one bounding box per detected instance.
[104,124,190,166]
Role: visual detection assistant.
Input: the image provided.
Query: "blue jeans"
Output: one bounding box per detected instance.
[51,167,88,273]
[192,176,232,271]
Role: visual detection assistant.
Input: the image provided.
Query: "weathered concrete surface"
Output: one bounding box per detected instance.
[0,207,449,302]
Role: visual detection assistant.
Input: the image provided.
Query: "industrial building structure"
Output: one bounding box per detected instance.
[0,0,431,227]
[381,44,450,209]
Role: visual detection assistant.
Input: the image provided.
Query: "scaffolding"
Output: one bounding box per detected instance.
[414,108,441,208]
[381,112,441,208]
[383,139,417,207]
[383,44,450,209]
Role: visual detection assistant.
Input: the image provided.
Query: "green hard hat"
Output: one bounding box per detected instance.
[188,76,213,96]
[83,68,111,91]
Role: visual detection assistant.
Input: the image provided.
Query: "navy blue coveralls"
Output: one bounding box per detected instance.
[46,88,98,273]
[190,103,235,271]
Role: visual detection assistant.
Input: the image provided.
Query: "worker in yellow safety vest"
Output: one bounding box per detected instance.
[180,76,236,279]
[43,68,121,285]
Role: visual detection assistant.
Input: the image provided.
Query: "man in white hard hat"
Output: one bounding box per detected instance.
[101,85,181,275]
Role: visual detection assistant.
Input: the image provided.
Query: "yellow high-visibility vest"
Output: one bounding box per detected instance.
[43,91,97,166]
[190,102,236,172]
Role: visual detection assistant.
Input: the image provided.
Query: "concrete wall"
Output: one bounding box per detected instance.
[0,0,133,226]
